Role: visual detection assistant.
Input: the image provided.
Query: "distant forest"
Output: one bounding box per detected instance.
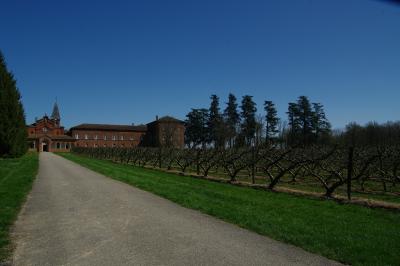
[184,94,400,148]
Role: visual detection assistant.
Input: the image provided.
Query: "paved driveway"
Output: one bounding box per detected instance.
[12,152,341,265]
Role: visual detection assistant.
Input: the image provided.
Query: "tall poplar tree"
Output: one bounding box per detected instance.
[240,95,257,146]
[287,102,300,145]
[223,93,240,148]
[208,94,224,148]
[296,96,313,145]
[312,102,331,142]
[0,51,27,157]
[264,100,279,142]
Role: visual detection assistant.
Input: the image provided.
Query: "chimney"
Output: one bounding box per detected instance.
[156,115,159,121]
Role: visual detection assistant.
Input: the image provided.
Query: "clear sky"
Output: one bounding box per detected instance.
[1,0,399,129]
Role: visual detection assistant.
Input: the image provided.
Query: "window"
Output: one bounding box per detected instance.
[75,134,79,139]
[130,137,134,141]
[113,143,116,147]
[94,135,98,140]
[56,142,60,149]
[42,127,48,133]
[103,144,106,147]
[84,134,88,140]
[94,144,98,147]
[120,136,124,140]
[112,135,116,141]
[66,143,70,149]
[104,135,107,140]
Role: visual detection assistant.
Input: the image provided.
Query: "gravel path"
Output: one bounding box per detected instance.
[12,152,342,266]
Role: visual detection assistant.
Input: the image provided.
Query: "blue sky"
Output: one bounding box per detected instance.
[1,0,399,129]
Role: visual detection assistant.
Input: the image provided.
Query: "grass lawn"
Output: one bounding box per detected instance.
[280,181,400,204]
[144,164,400,204]
[59,153,400,266]
[0,152,38,262]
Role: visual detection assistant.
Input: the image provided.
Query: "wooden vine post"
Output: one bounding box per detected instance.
[347,146,354,201]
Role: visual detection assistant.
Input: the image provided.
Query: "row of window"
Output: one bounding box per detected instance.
[28,141,71,150]
[30,140,138,150]
[76,143,135,148]
[52,142,71,149]
[29,128,61,135]
[74,134,134,141]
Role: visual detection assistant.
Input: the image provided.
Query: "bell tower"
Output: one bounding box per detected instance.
[51,100,61,127]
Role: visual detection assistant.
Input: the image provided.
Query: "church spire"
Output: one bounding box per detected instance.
[51,100,60,121]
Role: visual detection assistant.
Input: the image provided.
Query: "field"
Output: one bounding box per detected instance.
[172,165,400,204]
[60,152,400,266]
[72,146,400,205]
[0,152,39,262]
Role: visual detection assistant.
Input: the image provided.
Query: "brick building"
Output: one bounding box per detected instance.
[28,103,185,151]
[71,116,185,148]
[70,124,147,148]
[27,102,75,152]
[144,116,185,148]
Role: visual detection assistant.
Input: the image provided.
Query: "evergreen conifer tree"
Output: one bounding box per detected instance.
[184,108,209,148]
[287,102,300,145]
[0,51,27,157]
[264,100,279,142]
[208,94,225,148]
[240,95,257,146]
[296,96,313,145]
[312,102,331,143]
[223,93,240,148]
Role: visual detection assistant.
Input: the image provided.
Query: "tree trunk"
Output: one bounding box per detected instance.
[196,150,200,175]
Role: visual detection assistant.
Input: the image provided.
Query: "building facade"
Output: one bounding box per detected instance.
[27,102,75,152]
[28,103,185,151]
[144,116,185,148]
[71,116,185,148]
[70,124,147,148]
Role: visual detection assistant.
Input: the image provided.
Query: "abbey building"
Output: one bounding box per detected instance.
[27,102,75,152]
[27,103,185,152]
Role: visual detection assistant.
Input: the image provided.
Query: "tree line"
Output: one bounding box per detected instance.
[184,94,332,148]
[339,121,400,147]
[0,51,27,157]
[184,94,400,149]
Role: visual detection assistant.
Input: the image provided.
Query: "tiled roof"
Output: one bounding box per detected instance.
[147,116,184,125]
[70,123,147,132]
[159,116,183,122]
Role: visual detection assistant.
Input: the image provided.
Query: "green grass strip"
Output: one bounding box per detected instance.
[0,152,39,262]
[59,153,400,266]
